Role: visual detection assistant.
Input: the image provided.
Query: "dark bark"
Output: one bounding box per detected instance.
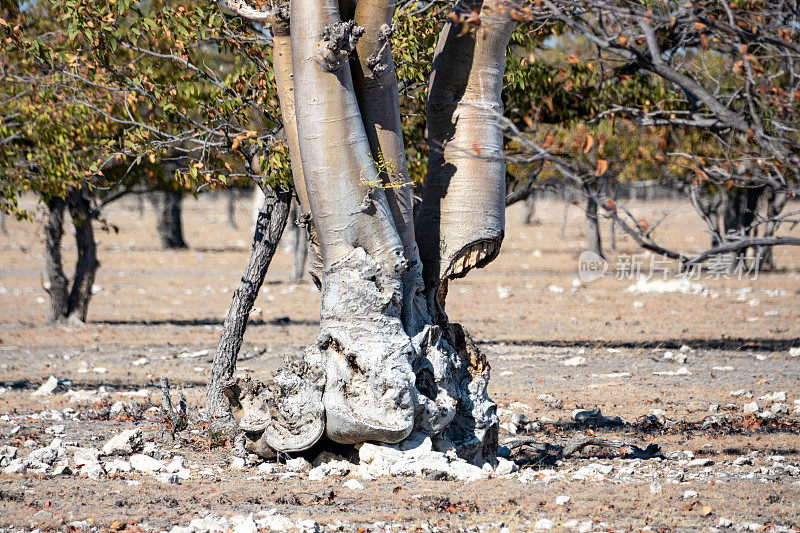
[584,186,605,259]
[43,189,99,324]
[65,188,99,322]
[757,189,787,270]
[206,187,293,430]
[44,197,69,324]
[155,191,187,249]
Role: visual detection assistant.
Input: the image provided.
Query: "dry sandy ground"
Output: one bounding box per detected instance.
[0,194,799,532]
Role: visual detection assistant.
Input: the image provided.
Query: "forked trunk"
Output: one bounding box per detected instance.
[43,189,99,324]
[218,0,514,465]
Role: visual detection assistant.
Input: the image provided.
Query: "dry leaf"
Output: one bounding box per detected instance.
[583,134,595,154]
[595,159,608,176]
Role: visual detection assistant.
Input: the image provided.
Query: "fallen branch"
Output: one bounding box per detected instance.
[160,377,188,438]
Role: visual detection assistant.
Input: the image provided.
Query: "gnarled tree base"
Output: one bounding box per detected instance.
[223,247,498,466]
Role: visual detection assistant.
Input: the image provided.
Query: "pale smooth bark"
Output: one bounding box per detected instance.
[216,0,514,465]
[291,0,415,446]
[417,0,516,312]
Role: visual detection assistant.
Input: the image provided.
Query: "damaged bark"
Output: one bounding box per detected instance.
[215,0,514,466]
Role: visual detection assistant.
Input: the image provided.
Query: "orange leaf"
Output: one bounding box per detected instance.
[700,34,709,50]
[617,35,628,47]
[543,134,555,148]
[640,218,649,232]
[583,134,594,154]
[595,159,608,176]
[567,54,580,64]
[605,198,617,211]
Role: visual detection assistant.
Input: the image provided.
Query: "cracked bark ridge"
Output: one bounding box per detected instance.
[319,248,415,444]
[411,321,498,466]
[366,24,393,77]
[316,21,365,72]
[224,351,325,456]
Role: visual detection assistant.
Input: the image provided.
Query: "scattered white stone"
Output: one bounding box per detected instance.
[771,403,789,414]
[181,349,209,359]
[555,495,571,505]
[683,490,699,499]
[103,428,143,456]
[571,463,613,480]
[718,518,733,528]
[284,457,311,473]
[496,286,511,299]
[534,518,555,530]
[166,456,186,473]
[563,356,586,367]
[73,447,101,467]
[155,472,180,484]
[105,458,132,475]
[80,462,105,479]
[626,278,707,295]
[548,285,564,293]
[3,459,26,474]
[789,347,800,357]
[743,402,759,414]
[232,514,259,533]
[689,458,714,467]
[649,482,662,494]
[230,457,246,470]
[257,462,275,475]
[188,513,230,533]
[92,367,107,374]
[130,453,165,473]
[343,479,364,490]
[495,457,517,476]
[31,376,60,397]
[132,357,149,366]
[295,519,320,533]
[45,424,65,435]
[653,367,691,376]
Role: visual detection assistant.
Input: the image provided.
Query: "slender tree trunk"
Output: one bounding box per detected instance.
[227,189,238,229]
[0,211,7,235]
[584,186,605,259]
[206,187,292,430]
[523,192,536,225]
[65,188,98,323]
[560,186,571,239]
[757,189,787,270]
[44,197,69,324]
[154,191,187,249]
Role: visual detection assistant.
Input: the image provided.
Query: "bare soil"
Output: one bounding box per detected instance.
[0,194,799,532]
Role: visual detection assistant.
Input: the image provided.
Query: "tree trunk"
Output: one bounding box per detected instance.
[65,188,99,323]
[584,186,605,259]
[523,192,536,225]
[560,186,571,238]
[155,191,187,249]
[286,199,308,283]
[217,0,514,465]
[43,189,99,324]
[206,187,292,431]
[44,197,69,324]
[227,189,238,229]
[757,189,787,270]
